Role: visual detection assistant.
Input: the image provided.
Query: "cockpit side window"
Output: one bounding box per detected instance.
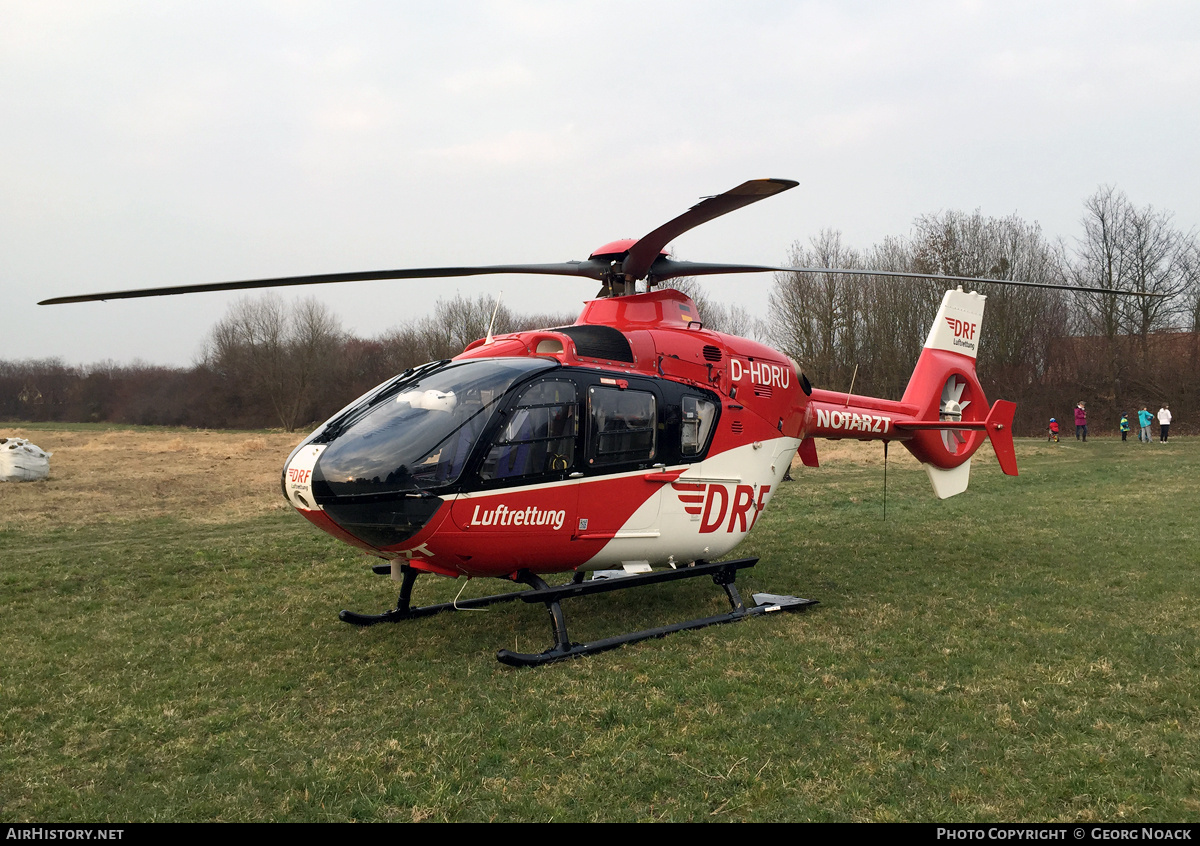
[479,379,579,482]
[587,386,657,467]
[680,396,718,456]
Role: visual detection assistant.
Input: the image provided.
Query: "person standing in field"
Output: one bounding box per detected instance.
[1075,402,1088,442]
[1138,406,1154,443]
[1158,404,1172,442]
[1119,412,1130,442]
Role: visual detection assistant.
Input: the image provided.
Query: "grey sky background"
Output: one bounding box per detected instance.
[3,1,1198,368]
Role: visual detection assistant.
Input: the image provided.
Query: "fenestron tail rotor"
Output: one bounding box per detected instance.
[939,376,972,455]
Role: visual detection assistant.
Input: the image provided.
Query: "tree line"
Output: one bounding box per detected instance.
[4,187,1197,436]
[1,295,578,432]
[770,187,1198,435]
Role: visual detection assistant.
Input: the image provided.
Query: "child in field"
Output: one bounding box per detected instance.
[1048,417,1059,443]
[1119,413,1130,442]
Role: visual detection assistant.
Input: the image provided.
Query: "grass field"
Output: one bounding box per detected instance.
[2,424,1197,822]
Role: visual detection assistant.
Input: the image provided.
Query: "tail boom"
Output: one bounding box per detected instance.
[798,288,1018,497]
[802,394,1017,476]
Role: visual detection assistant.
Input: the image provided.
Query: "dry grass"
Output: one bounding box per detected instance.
[1,427,979,529]
[0,427,905,527]
[791,435,1011,470]
[796,437,920,469]
[0,427,305,528]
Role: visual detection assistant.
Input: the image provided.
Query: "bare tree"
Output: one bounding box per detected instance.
[1071,187,1195,337]
[769,230,869,390]
[1068,186,1198,405]
[765,213,1072,430]
[203,294,344,431]
[912,210,1068,388]
[435,293,513,354]
[1120,202,1194,347]
[859,236,941,398]
[368,293,578,378]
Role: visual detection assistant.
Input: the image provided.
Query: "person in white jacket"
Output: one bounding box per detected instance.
[1157,404,1173,442]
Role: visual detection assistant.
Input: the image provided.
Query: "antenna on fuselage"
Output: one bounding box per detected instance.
[485,291,504,345]
[845,364,859,408]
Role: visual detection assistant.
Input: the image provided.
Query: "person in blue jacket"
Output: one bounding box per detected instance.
[1137,406,1154,443]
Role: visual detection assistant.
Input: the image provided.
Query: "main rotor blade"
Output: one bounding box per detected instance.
[38,261,610,305]
[621,178,799,282]
[648,258,1169,297]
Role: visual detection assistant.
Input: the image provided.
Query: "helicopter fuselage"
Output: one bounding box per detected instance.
[282,288,808,580]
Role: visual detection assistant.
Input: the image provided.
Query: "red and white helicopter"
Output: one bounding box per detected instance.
[44,178,1103,666]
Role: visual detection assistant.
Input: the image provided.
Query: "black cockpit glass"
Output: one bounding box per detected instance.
[313,358,556,498]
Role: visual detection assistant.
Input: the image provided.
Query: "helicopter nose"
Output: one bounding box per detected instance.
[304,442,447,549]
[282,441,446,550]
[282,443,325,512]
[314,489,446,550]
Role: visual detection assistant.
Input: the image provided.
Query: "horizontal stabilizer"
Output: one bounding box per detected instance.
[892,399,1018,477]
[985,400,1018,476]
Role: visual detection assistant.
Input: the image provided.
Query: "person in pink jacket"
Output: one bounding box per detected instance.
[1074,402,1088,442]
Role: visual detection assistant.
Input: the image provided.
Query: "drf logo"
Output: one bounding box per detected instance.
[673,482,770,534]
[945,317,977,340]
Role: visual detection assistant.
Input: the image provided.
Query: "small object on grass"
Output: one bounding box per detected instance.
[0,437,53,482]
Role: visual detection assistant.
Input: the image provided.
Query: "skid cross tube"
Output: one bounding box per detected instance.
[338,566,546,625]
[339,559,817,666]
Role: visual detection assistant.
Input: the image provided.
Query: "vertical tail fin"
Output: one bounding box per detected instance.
[899,288,1017,498]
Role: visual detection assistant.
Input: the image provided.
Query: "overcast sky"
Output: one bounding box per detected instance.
[3,1,1198,368]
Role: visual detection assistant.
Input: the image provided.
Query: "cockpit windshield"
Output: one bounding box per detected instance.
[313,358,556,498]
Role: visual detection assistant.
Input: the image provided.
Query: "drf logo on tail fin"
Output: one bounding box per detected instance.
[945,318,977,340]
[673,482,770,533]
[944,317,979,352]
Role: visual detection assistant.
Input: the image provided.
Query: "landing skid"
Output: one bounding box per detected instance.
[339,559,817,667]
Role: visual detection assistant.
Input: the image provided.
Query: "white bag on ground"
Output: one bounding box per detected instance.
[0,438,53,482]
